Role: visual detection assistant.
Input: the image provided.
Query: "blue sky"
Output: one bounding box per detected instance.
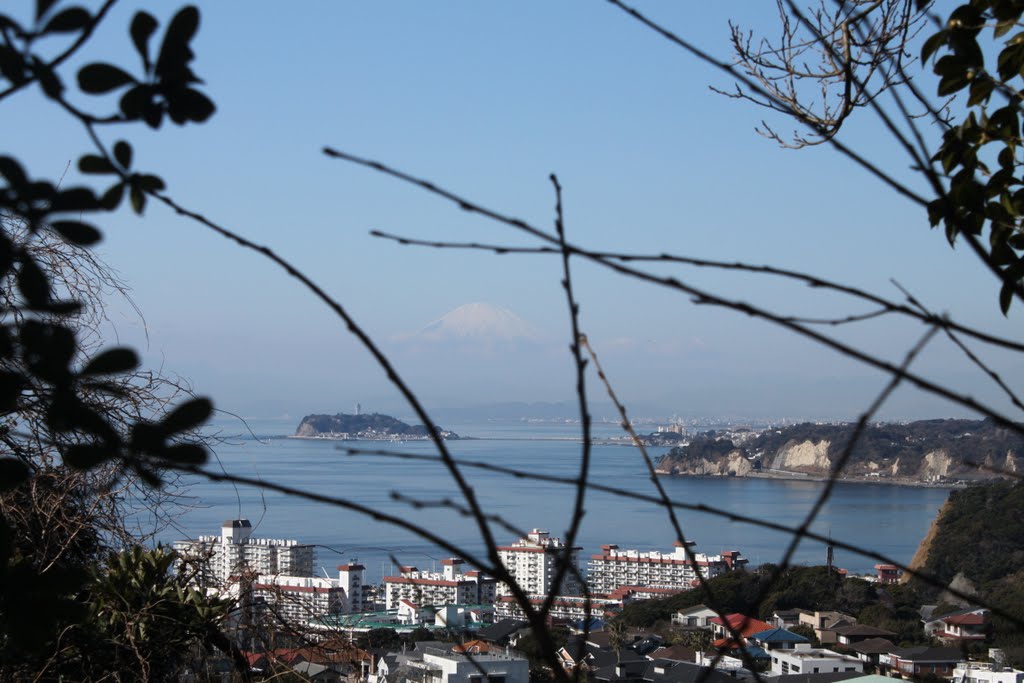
[4,2,1020,422]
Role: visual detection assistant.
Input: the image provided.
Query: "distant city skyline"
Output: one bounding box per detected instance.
[5,3,1019,423]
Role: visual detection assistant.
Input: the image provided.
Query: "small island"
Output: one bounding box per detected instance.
[292,412,459,441]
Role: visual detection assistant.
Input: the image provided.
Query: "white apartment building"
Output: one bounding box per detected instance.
[954,661,1024,683]
[250,574,346,625]
[587,542,747,595]
[768,644,864,676]
[384,558,497,609]
[338,561,373,613]
[173,519,315,587]
[495,594,623,621]
[374,641,528,683]
[495,529,582,599]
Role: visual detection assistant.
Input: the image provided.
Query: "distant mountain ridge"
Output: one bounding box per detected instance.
[656,418,1024,484]
[294,413,459,440]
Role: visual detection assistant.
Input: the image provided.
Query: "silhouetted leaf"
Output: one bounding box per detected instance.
[0,233,13,279]
[0,458,28,491]
[30,58,63,97]
[0,370,24,412]
[49,220,101,246]
[160,397,212,434]
[0,45,28,85]
[119,84,149,119]
[63,444,111,470]
[17,255,50,306]
[129,185,145,214]
[50,187,98,212]
[78,62,135,94]
[131,11,158,71]
[171,87,214,123]
[42,7,90,33]
[134,174,165,192]
[1000,279,1014,314]
[156,6,199,80]
[162,443,206,465]
[113,140,132,169]
[99,182,125,210]
[131,421,164,453]
[0,156,28,187]
[78,154,115,175]
[80,348,138,377]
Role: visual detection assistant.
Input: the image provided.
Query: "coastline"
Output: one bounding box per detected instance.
[656,468,966,489]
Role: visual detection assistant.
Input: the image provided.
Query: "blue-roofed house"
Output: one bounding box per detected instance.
[750,628,810,652]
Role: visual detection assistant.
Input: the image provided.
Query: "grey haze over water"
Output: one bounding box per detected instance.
[163,419,952,583]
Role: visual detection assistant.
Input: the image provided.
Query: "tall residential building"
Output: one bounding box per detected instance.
[495,529,582,599]
[383,558,497,609]
[173,519,315,587]
[587,542,747,595]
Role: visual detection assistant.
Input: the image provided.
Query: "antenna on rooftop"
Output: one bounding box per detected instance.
[826,529,834,573]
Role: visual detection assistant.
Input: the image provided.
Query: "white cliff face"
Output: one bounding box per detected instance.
[658,449,752,476]
[770,440,832,472]
[921,450,953,479]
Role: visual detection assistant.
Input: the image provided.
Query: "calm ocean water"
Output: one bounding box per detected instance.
[156,418,953,584]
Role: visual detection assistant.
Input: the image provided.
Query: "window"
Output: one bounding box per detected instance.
[488,677,506,683]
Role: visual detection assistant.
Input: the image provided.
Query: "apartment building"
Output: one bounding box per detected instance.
[383,558,497,609]
[173,519,315,587]
[588,542,747,594]
[496,529,582,599]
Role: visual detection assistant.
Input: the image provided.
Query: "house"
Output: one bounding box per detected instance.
[477,619,529,647]
[672,604,717,628]
[749,627,810,651]
[590,658,736,683]
[709,613,772,647]
[874,564,901,584]
[847,637,896,669]
[832,624,896,645]
[881,646,964,679]
[773,609,807,629]
[797,611,857,645]
[923,608,990,645]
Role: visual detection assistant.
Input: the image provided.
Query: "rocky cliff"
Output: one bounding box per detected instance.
[655,419,1024,484]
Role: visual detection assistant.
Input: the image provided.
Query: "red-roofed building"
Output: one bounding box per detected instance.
[710,614,773,650]
[874,564,901,584]
[937,610,983,643]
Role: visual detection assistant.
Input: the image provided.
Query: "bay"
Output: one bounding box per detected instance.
[158,418,953,584]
